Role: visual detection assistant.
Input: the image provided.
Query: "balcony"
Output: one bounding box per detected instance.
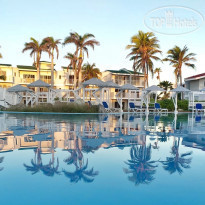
[65,79,74,85]
[20,78,35,84]
[0,76,13,83]
[110,91,140,99]
[43,79,51,84]
[114,79,144,87]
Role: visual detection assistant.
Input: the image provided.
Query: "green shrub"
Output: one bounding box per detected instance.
[158,99,188,111]
[6,102,99,113]
[178,100,188,111]
[159,99,174,111]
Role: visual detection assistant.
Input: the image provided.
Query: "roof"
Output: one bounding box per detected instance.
[104,81,121,88]
[0,64,12,66]
[106,68,143,75]
[170,86,190,92]
[7,84,32,92]
[62,66,73,70]
[200,88,205,92]
[27,80,51,88]
[120,84,139,90]
[145,85,165,92]
[17,65,37,70]
[82,78,105,87]
[185,73,205,81]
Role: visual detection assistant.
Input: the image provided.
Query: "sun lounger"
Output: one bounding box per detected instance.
[129,102,139,112]
[102,101,120,112]
[195,103,205,113]
[154,103,168,113]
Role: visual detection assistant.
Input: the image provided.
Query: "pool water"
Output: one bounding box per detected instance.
[0,113,204,205]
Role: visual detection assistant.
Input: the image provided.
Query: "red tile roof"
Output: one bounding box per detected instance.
[185,73,205,80]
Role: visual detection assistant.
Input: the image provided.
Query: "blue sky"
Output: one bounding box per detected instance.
[0,0,205,84]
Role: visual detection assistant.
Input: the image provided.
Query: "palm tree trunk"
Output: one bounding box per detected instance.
[143,66,147,88]
[36,52,40,80]
[180,68,182,86]
[146,67,149,87]
[36,52,41,92]
[73,62,77,89]
[77,59,83,87]
[51,49,54,88]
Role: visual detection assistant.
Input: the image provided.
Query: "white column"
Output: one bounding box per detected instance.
[83,87,85,102]
[174,93,178,114]
[155,91,157,103]
[146,93,149,114]
[120,91,123,112]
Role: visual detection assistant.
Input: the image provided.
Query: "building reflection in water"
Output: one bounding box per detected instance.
[0,112,204,185]
[0,157,4,171]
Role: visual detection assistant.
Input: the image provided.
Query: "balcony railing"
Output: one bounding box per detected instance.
[114,79,144,86]
[20,78,35,84]
[43,79,51,84]
[0,76,13,82]
[66,80,74,85]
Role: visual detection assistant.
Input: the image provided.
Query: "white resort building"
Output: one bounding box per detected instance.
[0,61,145,109]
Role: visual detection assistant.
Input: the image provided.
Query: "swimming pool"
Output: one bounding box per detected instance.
[0,112,204,205]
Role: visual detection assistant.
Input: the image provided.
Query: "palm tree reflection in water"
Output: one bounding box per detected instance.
[24,146,60,177]
[124,144,158,185]
[63,148,99,183]
[161,137,192,175]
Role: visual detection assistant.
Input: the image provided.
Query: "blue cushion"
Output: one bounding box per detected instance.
[196,103,202,109]
[155,103,161,109]
[129,102,135,109]
[102,101,109,109]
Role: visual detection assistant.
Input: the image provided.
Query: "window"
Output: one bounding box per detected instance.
[204,81,205,87]
[59,75,61,79]
[23,74,35,79]
[23,74,35,83]
[40,75,51,84]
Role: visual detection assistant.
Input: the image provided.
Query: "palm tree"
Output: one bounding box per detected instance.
[64,52,78,88]
[0,157,4,171]
[82,63,101,81]
[163,45,196,86]
[161,138,192,175]
[22,37,46,80]
[158,81,173,99]
[63,32,100,87]
[154,67,162,83]
[42,37,61,88]
[126,31,162,88]
[124,144,158,185]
